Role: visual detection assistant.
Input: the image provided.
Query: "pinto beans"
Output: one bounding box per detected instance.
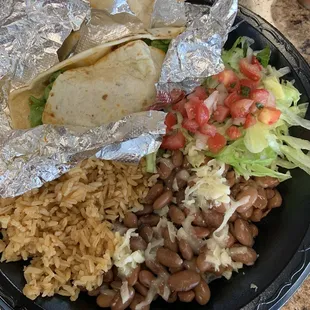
[102,269,113,283]
[124,212,138,228]
[130,293,150,310]
[236,186,258,213]
[267,189,282,209]
[250,208,263,222]
[168,270,200,292]
[178,291,195,302]
[139,214,160,226]
[138,270,156,288]
[130,236,147,251]
[163,227,179,252]
[97,291,116,308]
[144,183,164,204]
[153,190,173,210]
[156,247,183,268]
[234,219,254,247]
[158,160,174,180]
[192,226,210,239]
[202,209,224,228]
[230,245,257,266]
[179,239,193,261]
[194,279,211,305]
[168,205,185,225]
[253,187,268,209]
[135,205,153,216]
[171,150,184,167]
[254,176,279,188]
[139,225,153,243]
[111,287,135,310]
[127,265,140,286]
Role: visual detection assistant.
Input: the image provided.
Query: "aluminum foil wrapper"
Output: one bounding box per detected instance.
[157,0,238,98]
[0,111,166,197]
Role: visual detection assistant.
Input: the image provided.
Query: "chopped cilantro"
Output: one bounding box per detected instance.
[241,85,251,97]
[256,102,264,109]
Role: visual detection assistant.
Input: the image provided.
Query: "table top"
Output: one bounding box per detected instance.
[239,1,310,308]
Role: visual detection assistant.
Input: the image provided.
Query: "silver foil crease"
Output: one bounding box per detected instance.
[157,0,238,96]
[0,111,166,197]
[151,0,186,28]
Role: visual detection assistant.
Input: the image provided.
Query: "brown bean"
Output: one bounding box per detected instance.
[130,293,150,310]
[178,290,195,302]
[169,205,185,225]
[134,282,148,297]
[236,186,258,213]
[176,190,185,206]
[156,247,183,268]
[226,232,236,248]
[230,245,257,266]
[144,183,164,204]
[110,280,122,290]
[213,203,227,214]
[239,206,254,219]
[139,225,153,243]
[172,150,184,167]
[130,236,147,251]
[179,239,193,261]
[88,287,100,296]
[139,214,160,227]
[229,211,238,222]
[249,224,259,238]
[192,226,210,239]
[124,212,138,228]
[168,270,200,292]
[255,176,279,188]
[163,228,179,252]
[145,260,169,277]
[268,189,282,209]
[196,253,214,273]
[97,292,116,308]
[138,270,156,288]
[226,170,236,187]
[231,183,244,198]
[167,291,178,303]
[183,258,199,273]
[102,269,114,283]
[234,218,254,247]
[111,287,135,310]
[158,159,174,180]
[250,208,263,222]
[202,209,224,228]
[266,189,275,199]
[135,205,153,216]
[192,212,208,227]
[127,265,140,286]
[153,190,173,210]
[253,187,268,209]
[194,279,211,305]
[175,170,190,189]
[182,157,191,169]
[169,266,184,274]
[164,171,177,191]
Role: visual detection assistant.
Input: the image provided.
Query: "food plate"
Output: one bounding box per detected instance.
[0,3,309,310]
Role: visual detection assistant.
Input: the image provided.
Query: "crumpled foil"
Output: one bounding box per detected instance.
[157,0,238,97]
[0,0,238,198]
[0,111,165,197]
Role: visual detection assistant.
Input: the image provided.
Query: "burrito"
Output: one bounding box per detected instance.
[9,32,183,129]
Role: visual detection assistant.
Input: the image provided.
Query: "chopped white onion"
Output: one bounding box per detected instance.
[120,281,130,304]
[177,170,190,181]
[246,47,253,63]
[233,117,245,126]
[204,90,219,114]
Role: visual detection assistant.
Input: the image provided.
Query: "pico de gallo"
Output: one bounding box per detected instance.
[148,37,310,181]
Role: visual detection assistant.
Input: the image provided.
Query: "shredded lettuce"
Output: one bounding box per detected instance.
[146,152,157,173]
[28,70,63,127]
[255,46,271,68]
[143,39,171,53]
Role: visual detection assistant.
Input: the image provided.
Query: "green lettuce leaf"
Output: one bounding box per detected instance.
[143,39,171,53]
[255,45,271,68]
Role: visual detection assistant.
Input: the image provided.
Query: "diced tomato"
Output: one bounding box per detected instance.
[195,103,210,126]
[240,79,259,92]
[216,69,240,93]
[224,92,242,108]
[165,112,177,132]
[230,99,254,118]
[213,105,230,122]
[170,89,186,103]
[251,56,263,71]
[244,114,257,129]
[172,99,187,117]
[185,97,202,120]
[226,126,242,140]
[200,123,217,137]
[190,86,208,100]
[207,133,227,154]
[250,89,276,108]
[258,107,281,125]
[182,118,199,133]
[161,131,186,150]
[239,58,261,81]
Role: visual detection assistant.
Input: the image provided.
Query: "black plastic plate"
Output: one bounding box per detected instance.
[0,4,309,310]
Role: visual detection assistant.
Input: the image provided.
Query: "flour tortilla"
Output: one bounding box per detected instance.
[9,32,183,129]
[43,40,164,127]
